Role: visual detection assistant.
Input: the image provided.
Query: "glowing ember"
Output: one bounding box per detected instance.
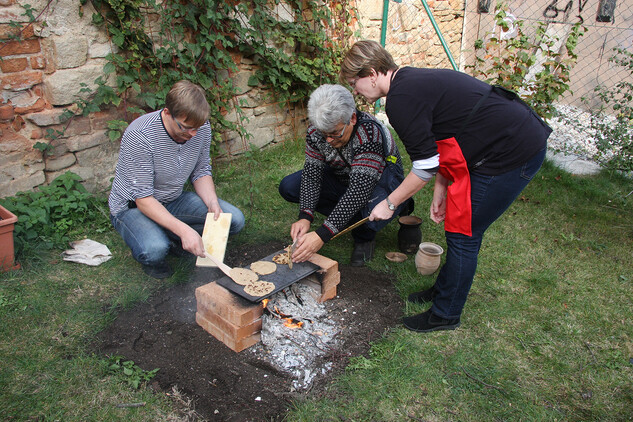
[262,299,269,308]
[283,318,304,329]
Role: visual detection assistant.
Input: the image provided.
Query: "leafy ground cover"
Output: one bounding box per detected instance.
[0,136,631,421]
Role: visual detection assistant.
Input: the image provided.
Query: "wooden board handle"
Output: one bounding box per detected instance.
[204,252,233,279]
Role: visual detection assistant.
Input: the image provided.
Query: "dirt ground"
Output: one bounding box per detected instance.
[96,241,403,421]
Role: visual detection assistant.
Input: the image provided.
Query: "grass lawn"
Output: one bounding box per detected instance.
[1,136,632,421]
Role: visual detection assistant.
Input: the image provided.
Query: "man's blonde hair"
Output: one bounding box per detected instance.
[340,40,398,82]
[165,80,209,127]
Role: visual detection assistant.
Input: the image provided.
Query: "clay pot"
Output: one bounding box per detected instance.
[415,242,443,275]
[0,204,20,272]
[397,215,422,254]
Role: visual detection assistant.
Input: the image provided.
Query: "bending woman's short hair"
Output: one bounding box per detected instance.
[308,84,356,133]
[165,80,210,127]
[340,40,398,82]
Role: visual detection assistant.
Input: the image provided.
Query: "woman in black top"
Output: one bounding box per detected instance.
[340,40,550,332]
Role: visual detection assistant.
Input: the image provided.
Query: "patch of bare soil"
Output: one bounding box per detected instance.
[96,241,403,421]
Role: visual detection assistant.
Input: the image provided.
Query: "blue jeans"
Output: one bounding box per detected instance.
[110,192,245,266]
[279,167,406,242]
[431,148,546,319]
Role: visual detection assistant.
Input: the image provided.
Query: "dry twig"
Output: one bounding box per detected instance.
[115,402,146,408]
[461,367,505,393]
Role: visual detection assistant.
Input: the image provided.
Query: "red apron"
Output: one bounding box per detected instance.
[436,137,472,236]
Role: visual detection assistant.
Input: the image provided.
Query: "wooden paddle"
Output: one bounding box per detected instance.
[204,252,235,280]
[331,217,370,240]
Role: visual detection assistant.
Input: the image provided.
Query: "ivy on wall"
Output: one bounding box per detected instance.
[84,0,355,145]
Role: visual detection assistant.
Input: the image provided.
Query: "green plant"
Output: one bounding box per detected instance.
[82,0,352,147]
[584,47,633,172]
[0,172,109,257]
[106,355,159,389]
[467,3,585,119]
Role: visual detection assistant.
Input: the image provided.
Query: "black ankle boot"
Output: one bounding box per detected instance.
[350,240,375,267]
[402,309,460,333]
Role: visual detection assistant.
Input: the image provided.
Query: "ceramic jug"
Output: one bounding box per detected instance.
[415,242,444,275]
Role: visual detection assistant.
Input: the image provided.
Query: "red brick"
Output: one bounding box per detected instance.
[0,71,43,91]
[198,308,262,340]
[0,38,40,55]
[14,97,46,115]
[321,270,340,293]
[196,313,261,352]
[0,57,27,73]
[0,104,14,121]
[11,115,24,131]
[90,107,125,130]
[319,285,337,303]
[0,24,35,40]
[0,23,18,40]
[308,253,338,274]
[196,282,263,327]
[30,55,45,69]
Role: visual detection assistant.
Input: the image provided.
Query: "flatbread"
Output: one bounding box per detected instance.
[272,253,290,265]
[250,260,277,275]
[243,280,275,297]
[229,268,259,285]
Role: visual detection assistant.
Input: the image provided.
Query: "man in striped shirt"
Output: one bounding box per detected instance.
[108,80,245,279]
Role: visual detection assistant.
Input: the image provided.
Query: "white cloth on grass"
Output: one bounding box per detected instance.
[62,239,112,266]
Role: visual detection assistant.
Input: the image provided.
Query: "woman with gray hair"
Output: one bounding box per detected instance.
[279,84,413,266]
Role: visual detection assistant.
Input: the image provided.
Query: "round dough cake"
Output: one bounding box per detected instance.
[272,252,290,265]
[243,280,275,297]
[229,268,259,285]
[250,260,277,275]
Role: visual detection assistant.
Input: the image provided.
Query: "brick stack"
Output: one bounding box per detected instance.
[195,253,339,353]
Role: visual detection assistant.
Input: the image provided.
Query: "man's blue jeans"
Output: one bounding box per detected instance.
[279,167,406,242]
[110,192,245,266]
[431,148,546,319]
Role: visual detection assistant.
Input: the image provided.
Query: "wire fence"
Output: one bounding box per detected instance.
[379,0,633,111]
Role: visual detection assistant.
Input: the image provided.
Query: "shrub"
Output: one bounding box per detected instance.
[0,172,109,258]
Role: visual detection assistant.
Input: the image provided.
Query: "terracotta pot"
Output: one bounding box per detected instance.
[397,215,422,254]
[414,242,443,275]
[0,204,20,272]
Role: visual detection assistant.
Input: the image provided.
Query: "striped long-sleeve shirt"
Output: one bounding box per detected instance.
[299,110,403,242]
[108,109,212,216]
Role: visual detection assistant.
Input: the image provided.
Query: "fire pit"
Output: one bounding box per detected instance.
[195,253,340,353]
[255,280,341,389]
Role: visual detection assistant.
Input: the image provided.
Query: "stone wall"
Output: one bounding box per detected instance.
[354,0,464,70]
[0,0,306,198]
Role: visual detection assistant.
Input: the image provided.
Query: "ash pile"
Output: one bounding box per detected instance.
[251,282,340,390]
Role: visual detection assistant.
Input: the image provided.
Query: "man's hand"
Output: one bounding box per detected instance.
[179,225,206,257]
[292,231,324,263]
[369,199,394,221]
[290,219,310,242]
[208,200,223,220]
